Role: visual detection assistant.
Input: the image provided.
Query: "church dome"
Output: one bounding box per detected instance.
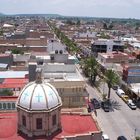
[17,81,62,111]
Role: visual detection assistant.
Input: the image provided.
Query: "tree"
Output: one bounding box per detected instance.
[82,57,99,84]
[108,24,113,30]
[76,20,81,26]
[105,69,119,99]
[103,23,108,30]
[11,48,24,54]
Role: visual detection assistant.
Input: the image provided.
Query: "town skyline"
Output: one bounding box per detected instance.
[0,0,140,19]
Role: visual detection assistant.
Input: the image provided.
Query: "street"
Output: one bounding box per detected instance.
[86,83,140,140]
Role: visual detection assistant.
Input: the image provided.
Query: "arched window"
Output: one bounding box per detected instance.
[36,118,42,129]
[0,103,2,110]
[52,114,56,126]
[7,103,11,109]
[12,103,15,109]
[22,115,26,127]
[3,103,6,110]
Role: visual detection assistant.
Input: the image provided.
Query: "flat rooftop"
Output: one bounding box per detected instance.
[98,51,128,59]
[0,113,100,140]
[0,71,28,79]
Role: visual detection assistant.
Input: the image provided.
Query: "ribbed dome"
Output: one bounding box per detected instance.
[17,81,62,111]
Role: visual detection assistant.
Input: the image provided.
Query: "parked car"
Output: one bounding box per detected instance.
[112,85,119,90]
[121,95,129,103]
[90,98,101,109]
[87,102,94,112]
[102,134,110,140]
[101,101,110,112]
[116,89,125,97]
[117,136,127,140]
[127,99,137,110]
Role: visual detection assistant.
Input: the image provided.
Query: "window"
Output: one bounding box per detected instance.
[7,103,11,109]
[22,115,26,127]
[36,118,42,129]
[52,114,56,126]
[0,103,2,110]
[72,96,80,102]
[3,103,6,109]
[12,103,15,109]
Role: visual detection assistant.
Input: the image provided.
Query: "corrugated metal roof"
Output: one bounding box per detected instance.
[0,71,28,78]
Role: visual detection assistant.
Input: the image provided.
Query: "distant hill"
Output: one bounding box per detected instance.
[13,14,62,18]
[0,13,5,16]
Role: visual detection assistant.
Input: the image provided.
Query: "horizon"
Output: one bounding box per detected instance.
[0,0,140,19]
[1,12,140,20]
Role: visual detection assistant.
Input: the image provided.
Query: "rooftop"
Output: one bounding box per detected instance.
[0,71,28,79]
[0,112,100,140]
[98,51,128,59]
[0,78,28,89]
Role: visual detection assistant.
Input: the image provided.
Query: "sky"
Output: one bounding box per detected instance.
[0,0,140,19]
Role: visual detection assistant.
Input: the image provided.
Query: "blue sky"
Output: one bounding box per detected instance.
[0,0,140,18]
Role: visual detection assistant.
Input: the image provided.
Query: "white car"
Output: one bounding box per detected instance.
[127,99,137,110]
[116,89,125,97]
[102,134,110,140]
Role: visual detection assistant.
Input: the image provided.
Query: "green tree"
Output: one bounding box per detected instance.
[12,48,24,54]
[108,24,113,30]
[136,136,140,140]
[0,30,3,36]
[76,20,81,26]
[0,90,13,96]
[103,23,108,29]
[105,69,119,99]
[82,57,99,84]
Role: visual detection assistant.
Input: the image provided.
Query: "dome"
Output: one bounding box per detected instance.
[17,81,62,111]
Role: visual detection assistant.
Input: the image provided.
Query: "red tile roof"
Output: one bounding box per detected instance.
[0,78,28,89]
[0,113,99,140]
[3,78,28,84]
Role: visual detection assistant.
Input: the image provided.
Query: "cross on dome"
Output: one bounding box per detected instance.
[35,93,43,102]
[24,93,29,100]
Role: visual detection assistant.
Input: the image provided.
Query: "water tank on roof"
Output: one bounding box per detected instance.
[59,50,63,54]
[55,50,58,54]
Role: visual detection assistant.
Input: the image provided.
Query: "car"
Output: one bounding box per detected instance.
[90,98,101,109]
[112,85,119,90]
[102,134,110,140]
[101,101,110,112]
[116,89,125,97]
[117,136,127,140]
[127,99,137,110]
[121,95,129,103]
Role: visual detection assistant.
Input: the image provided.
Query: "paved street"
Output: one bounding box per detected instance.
[86,83,140,140]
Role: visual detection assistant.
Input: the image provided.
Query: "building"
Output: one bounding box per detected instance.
[17,69,62,137]
[47,39,66,53]
[91,39,124,56]
[29,43,88,107]
[0,111,102,140]
[28,51,87,108]
[123,64,140,83]
[0,53,13,67]
[97,51,129,64]
[0,70,102,140]
[0,96,17,111]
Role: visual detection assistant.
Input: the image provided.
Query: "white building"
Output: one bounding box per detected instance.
[29,51,87,108]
